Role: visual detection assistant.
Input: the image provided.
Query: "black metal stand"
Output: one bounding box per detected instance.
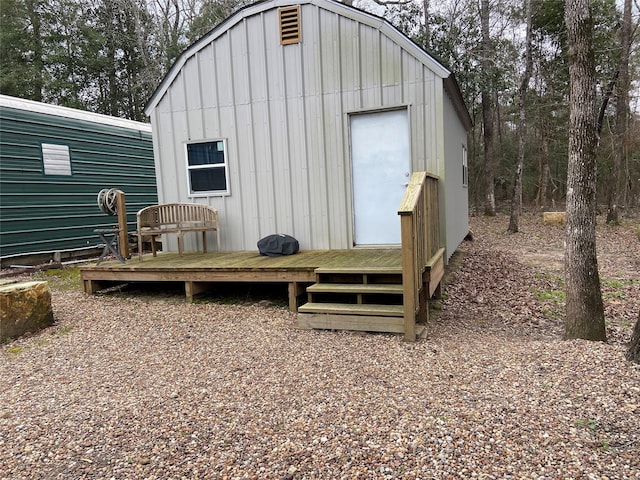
[94,228,126,265]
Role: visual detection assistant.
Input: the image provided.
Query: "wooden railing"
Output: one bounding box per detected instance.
[398,171,443,341]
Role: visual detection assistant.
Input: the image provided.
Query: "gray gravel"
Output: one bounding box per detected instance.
[1,216,639,479]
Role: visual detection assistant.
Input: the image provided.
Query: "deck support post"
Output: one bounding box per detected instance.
[83,279,110,294]
[288,282,306,311]
[185,281,209,302]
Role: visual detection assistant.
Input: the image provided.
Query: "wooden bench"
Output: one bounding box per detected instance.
[137,203,220,260]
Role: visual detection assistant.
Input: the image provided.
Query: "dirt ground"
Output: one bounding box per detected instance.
[1,212,639,479]
[434,211,640,344]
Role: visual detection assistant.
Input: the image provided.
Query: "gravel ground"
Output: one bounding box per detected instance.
[1,213,639,479]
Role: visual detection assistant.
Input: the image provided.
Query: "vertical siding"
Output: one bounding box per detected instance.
[151,3,446,252]
[442,90,469,261]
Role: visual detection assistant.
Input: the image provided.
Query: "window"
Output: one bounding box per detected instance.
[42,143,72,176]
[186,140,229,195]
[462,145,468,187]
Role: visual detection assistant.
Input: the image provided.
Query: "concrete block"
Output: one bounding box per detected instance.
[0,281,53,340]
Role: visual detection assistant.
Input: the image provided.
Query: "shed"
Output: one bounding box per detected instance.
[144,0,471,260]
[0,95,157,264]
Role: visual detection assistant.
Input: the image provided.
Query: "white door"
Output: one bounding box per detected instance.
[351,109,410,245]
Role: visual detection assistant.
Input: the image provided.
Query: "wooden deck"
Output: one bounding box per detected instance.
[80,172,444,341]
[80,249,402,308]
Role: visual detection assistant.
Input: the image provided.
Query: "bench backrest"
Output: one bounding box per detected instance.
[137,203,218,229]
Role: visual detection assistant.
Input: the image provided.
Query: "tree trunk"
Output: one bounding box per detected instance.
[508,0,533,233]
[606,0,631,225]
[480,0,496,216]
[564,0,606,341]
[627,311,640,364]
[536,120,551,209]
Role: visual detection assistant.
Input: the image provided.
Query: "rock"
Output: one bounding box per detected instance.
[542,211,566,226]
[0,281,53,340]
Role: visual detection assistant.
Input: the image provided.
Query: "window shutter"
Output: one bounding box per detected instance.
[279,6,301,45]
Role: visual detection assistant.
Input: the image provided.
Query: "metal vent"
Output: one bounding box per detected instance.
[42,143,72,176]
[279,6,301,45]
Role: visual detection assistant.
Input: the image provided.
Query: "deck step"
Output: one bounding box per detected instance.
[314,266,402,275]
[306,283,403,295]
[298,302,404,317]
[297,312,405,333]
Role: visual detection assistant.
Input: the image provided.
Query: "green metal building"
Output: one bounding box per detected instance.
[0,94,158,263]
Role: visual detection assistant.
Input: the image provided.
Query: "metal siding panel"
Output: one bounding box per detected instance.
[184,57,202,111]
[231,23,250,106]
[442,91,469,260]
[216,105,242,249]
[0,106,157,256]
[199,44,217,108]
[283,41,303,98]
[265,11,286,101]
[286,97,312,248]
[359,24,382,107]
[381,35,401,87]
[320,8,339,93]
[424,66,438,174]
[253,101,277,236]
[301,6,320,97]
[201,108,221,140]
[169,86,190,201]
[248,14,268,102]
[188,109,204,141]
[304,93,329,249]
[156,110,177,204]
[235,101,260,249]
[170,72,187,112]
[340,15,360,93]
[324,95,349,248]
[215,35,234,107]
[269,99,294,236]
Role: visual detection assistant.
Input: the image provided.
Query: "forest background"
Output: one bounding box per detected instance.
[1,0,638,218]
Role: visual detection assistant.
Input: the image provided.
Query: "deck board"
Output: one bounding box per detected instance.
[81,249,402,272]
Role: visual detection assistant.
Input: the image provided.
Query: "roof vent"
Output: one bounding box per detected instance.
[279,6,301,45]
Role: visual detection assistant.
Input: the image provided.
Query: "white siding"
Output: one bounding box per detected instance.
[150,1,455,252]
[441,90,469,261]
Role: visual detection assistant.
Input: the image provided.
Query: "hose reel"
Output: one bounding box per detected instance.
[97,188,122,216]
[96,188,129,258]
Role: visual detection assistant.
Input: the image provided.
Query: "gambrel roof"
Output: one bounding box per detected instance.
[144,0,472,129]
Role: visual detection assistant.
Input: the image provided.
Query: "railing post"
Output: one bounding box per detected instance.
[401,213,416,341]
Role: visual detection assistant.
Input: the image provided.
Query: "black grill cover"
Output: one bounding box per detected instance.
[257,234,300,256]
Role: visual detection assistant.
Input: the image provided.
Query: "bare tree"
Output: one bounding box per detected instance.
[507,0,532,233]
[480,0,496,216]
[563,0,606,341]
[606,0,633,225]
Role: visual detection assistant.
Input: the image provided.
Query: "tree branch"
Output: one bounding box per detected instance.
[369,0,412,5]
